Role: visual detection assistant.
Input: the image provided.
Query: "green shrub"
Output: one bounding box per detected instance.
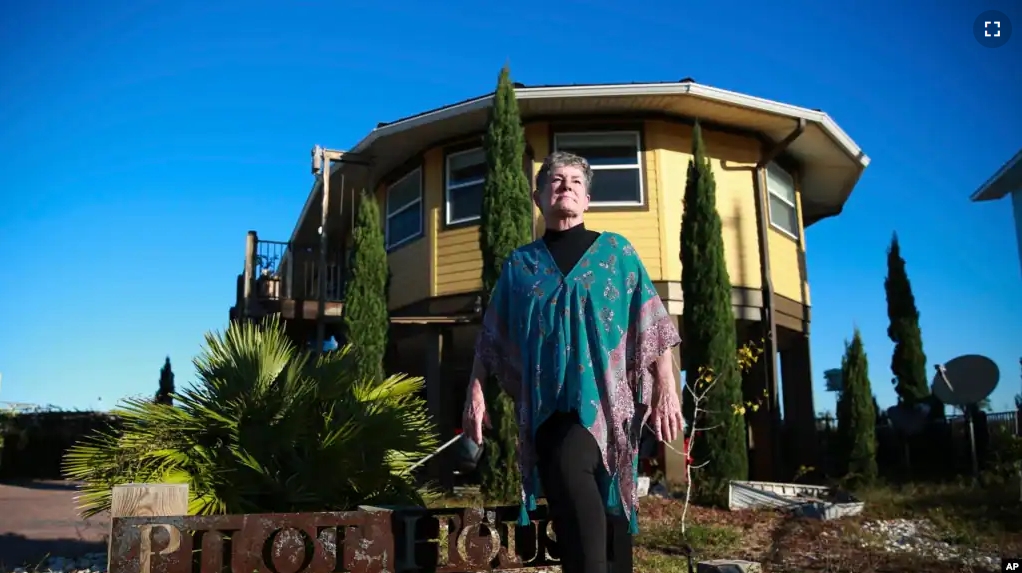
[1,409,119,480]
[63,318,438,517]
[477,65,532,502]
[983,425,1022,486]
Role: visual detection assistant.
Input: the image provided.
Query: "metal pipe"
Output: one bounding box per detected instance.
[405,433,464,473]
[752,118,806,479]
[314,154,330,357]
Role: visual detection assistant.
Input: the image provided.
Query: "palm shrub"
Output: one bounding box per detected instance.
[63,318,438,517]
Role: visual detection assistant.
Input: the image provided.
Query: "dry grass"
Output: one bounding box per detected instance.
[634,497,775,572]
[661,479,1021,573]
[433,478,1022,573]
[856,480,1022,553]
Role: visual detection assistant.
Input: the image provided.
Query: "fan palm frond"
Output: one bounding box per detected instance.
[64,317,439,517]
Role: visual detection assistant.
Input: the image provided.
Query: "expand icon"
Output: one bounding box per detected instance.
[973,10,1012,48]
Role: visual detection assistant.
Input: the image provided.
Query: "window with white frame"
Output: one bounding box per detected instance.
[766,163,799,238]
[445,148,486,225]
[553,131,643,205]
[385,169,423,249]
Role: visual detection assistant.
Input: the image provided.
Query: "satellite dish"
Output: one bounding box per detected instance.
[931,354,999,407]
[886,402,930,435]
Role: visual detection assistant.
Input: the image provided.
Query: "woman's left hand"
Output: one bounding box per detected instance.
[649,381,683,443]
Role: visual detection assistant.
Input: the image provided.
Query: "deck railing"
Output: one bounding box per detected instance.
[241,231,345,317]
[284,244,345,301]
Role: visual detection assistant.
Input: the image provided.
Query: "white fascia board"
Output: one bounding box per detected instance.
[286,82,871,244]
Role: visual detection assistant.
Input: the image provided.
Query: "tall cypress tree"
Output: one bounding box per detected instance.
[155,357,174,406]
[884,234,929,406]
[836,330,878,485]
[680,121,748,484]
[477,65,532,502]
[342,192,389,382]
[872,395,887,424]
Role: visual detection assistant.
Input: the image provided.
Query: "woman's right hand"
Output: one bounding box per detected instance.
[463,378,489,445]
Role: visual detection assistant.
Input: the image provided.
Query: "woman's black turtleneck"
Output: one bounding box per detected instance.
[543,222,601,275]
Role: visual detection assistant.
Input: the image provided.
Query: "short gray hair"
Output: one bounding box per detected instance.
[537,151,593,192]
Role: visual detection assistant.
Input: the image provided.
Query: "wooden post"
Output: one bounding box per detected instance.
[108,483,189,573]
[426,325,456,491]
[779,335,819,477]
[285,244,295,299]
[243,231,258,318]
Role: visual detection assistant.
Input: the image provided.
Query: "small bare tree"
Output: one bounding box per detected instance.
[657,342,765,533]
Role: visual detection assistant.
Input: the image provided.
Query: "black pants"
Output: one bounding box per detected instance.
[535,411,633,573]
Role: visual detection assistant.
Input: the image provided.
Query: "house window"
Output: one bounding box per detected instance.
[553,131,644,205]
[766,163,799,238]
[445,147,486,225]
[385,169,423,249]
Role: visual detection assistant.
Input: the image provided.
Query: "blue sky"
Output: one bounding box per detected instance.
[1,0,1019,414]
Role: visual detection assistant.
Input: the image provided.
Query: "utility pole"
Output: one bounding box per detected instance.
[309,146,370,356]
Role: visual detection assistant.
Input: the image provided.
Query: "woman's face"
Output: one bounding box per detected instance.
[536,164,590,219]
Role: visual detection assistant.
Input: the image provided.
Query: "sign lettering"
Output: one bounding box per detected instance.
[109,506,559,573]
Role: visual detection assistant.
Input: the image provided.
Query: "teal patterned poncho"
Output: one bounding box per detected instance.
[474,232,681,533]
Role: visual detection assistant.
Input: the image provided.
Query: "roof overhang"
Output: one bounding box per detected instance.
[289,81,870,246]
[971,148,1022,202]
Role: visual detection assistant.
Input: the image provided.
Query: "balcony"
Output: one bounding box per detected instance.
[231,231,346,322]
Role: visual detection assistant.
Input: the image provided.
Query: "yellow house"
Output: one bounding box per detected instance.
[232,79,869,483]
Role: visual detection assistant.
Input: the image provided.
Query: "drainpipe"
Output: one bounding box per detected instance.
[752,118,806,480]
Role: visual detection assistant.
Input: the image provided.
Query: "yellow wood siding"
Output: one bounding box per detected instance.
[648,120,762,289]
[387,239,429,309]
[767,229,802,303]
[378,117,812,312]
[436,226,483,295]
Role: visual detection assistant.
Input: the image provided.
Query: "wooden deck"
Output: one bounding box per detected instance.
[279,299,344,320]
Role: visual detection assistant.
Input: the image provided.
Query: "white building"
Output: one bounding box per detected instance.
[971,148,1022,275]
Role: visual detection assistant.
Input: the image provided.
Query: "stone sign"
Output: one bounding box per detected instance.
[108,505,559,573]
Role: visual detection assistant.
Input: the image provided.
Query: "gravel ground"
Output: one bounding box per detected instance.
[856,518,1000,569]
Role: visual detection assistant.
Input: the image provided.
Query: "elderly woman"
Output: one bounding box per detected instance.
[463,151,684,573]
